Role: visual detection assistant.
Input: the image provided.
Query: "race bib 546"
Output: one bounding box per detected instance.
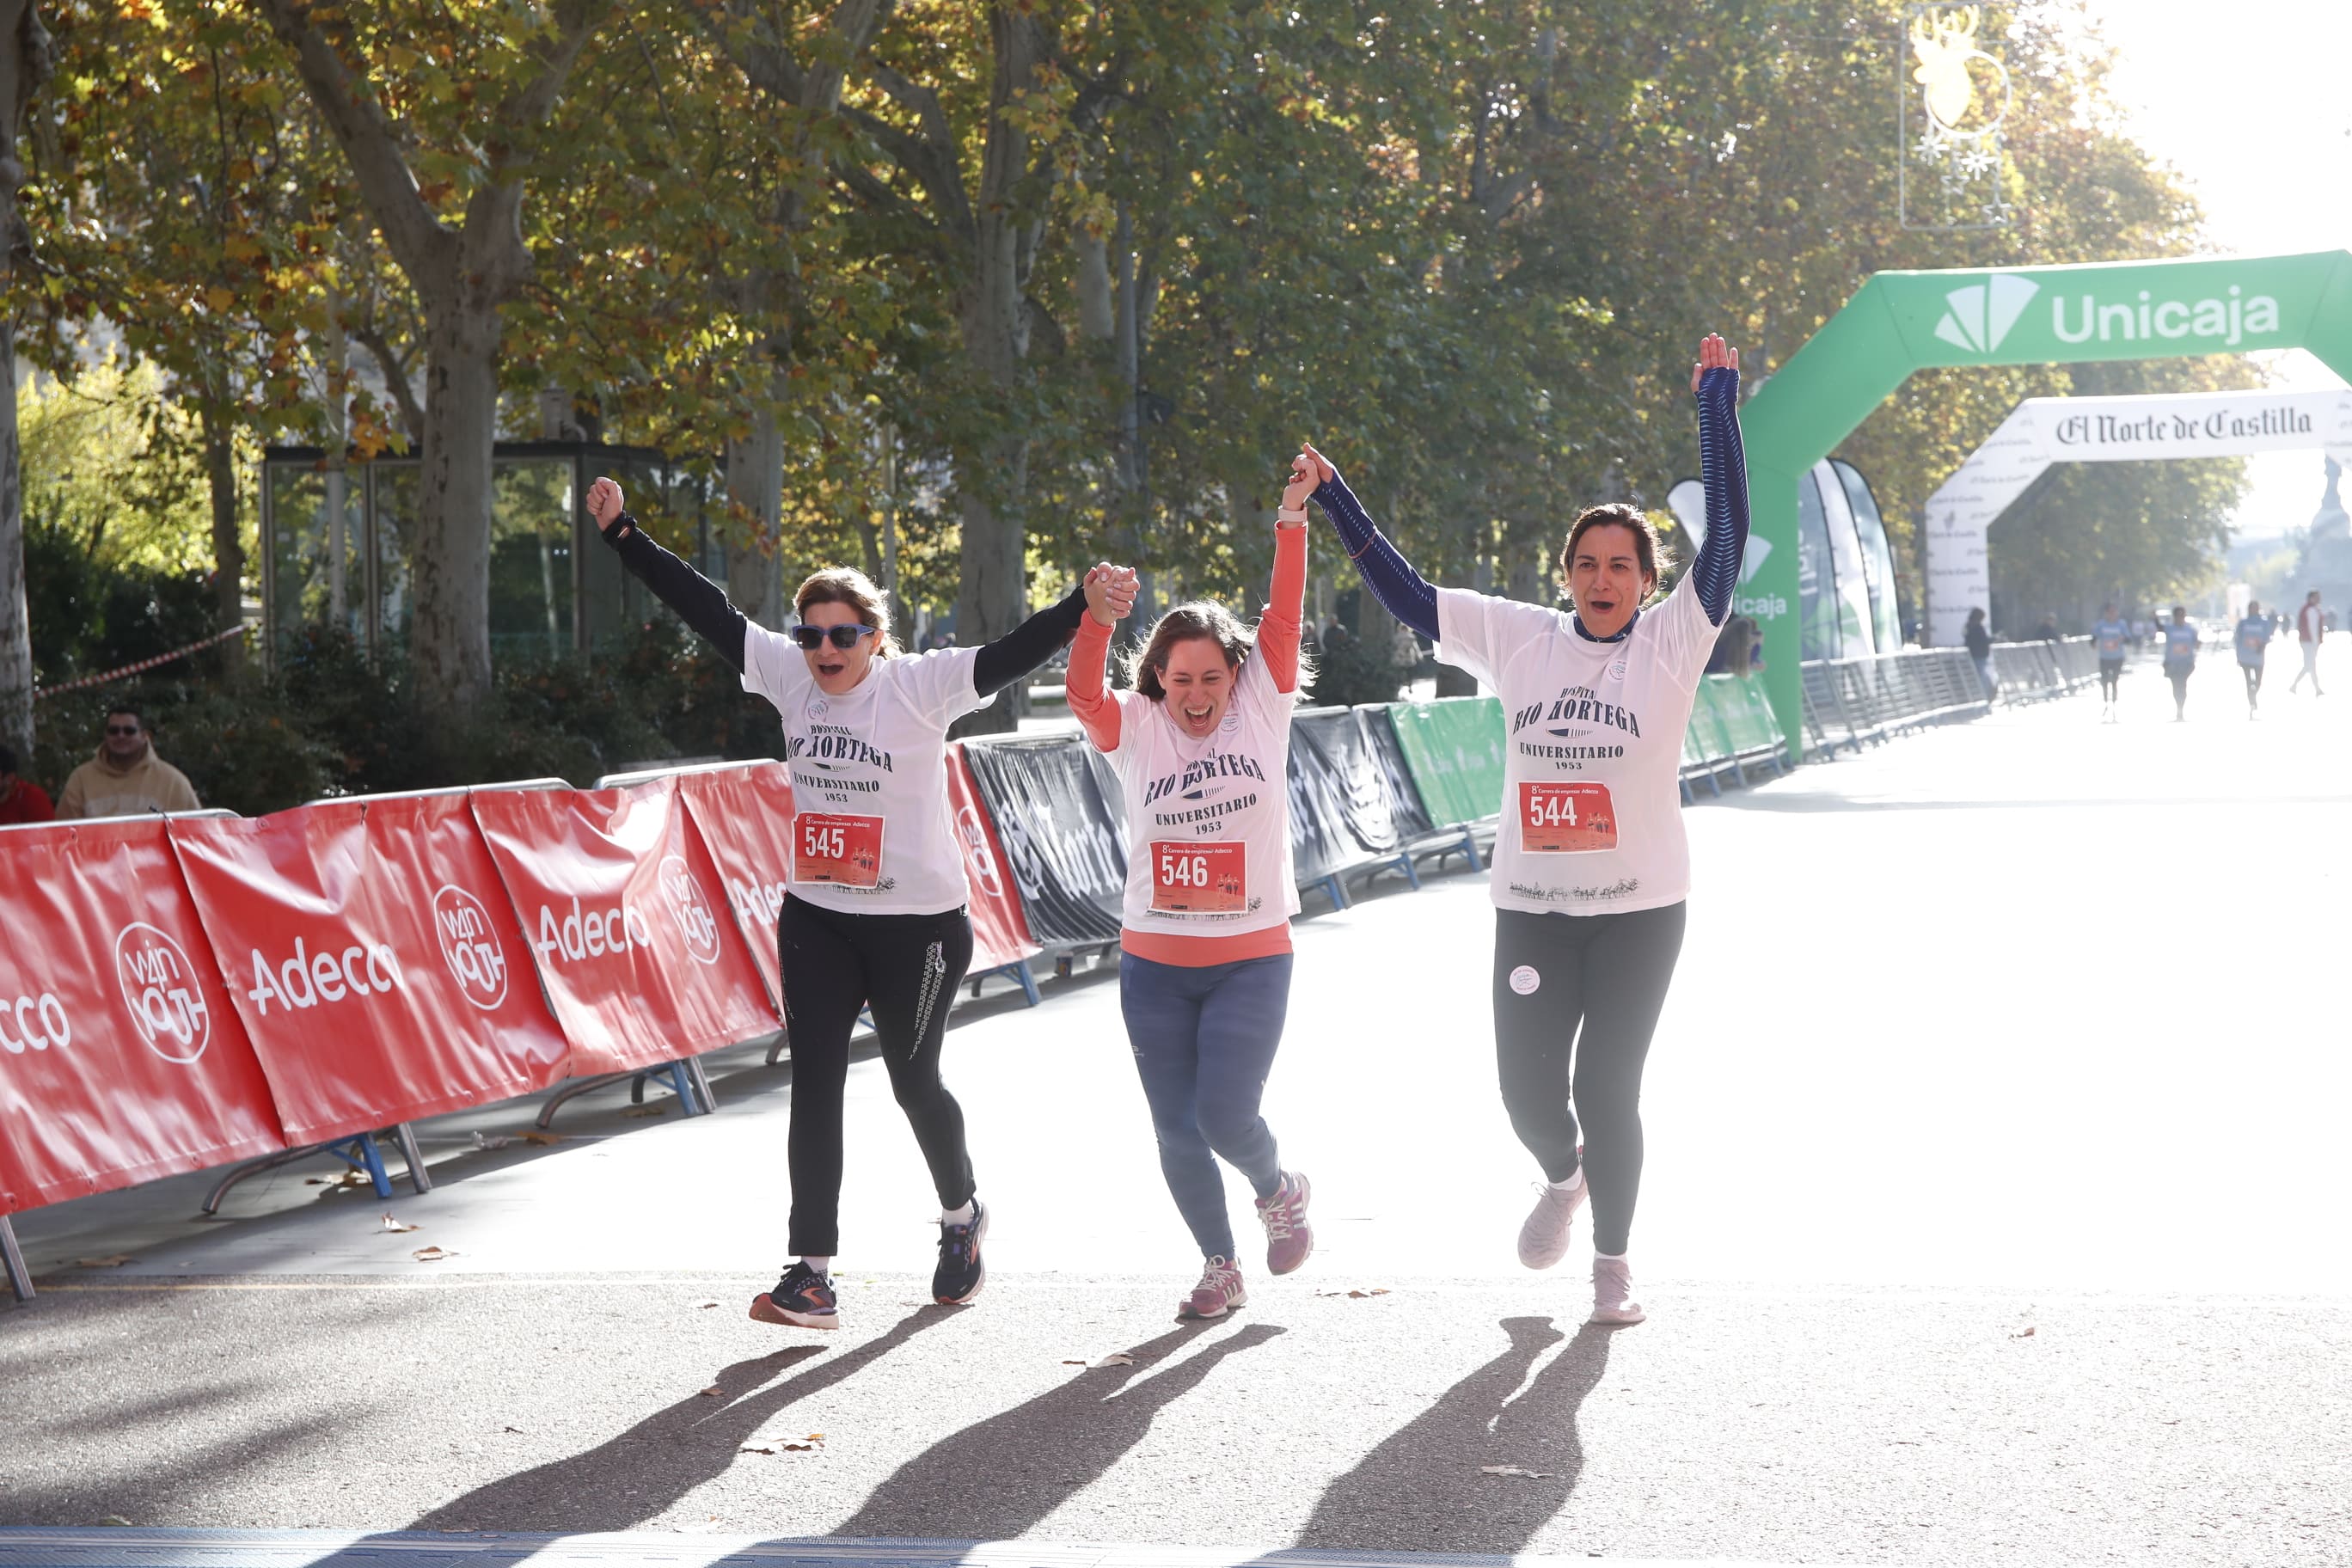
[1149,841,1246,913]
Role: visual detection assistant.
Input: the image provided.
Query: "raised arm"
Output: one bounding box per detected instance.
[1689,334,1748,628]
[589,478,747,671]
[1302,445,1440,643]
[1065,566,1139,751]
[1256,456,1315,693]
[972,582,1093,699]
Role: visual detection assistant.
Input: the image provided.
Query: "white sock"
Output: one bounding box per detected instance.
[942,1200,976,1226]
[1594,1250,1627,1264]
[1548,1168,1585,1192]
[799,1255,831,1275]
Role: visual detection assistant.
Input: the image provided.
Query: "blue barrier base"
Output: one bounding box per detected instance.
[201,1124,430,1216]
[3,1214,29,1303]
[535,1059,716,1130]
[970,958,1042,1007]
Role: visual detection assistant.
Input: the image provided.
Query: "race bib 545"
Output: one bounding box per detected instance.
[793,812,885,887]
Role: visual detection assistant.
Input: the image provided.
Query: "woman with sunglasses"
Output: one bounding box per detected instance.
[587,476,1135,1330]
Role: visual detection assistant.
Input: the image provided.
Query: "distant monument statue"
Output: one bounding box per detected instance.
[2296,456,2352,622]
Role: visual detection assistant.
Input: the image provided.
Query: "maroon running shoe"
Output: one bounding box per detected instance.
[1255,1169,1314,1275]
[1179,1255,1247,1320]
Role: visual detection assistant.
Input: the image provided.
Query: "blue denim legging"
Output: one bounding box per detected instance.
[1118,950,1291,1260]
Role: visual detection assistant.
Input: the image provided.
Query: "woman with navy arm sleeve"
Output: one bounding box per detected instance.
[1304,334,1749,1326]
[585,475,1117,1332]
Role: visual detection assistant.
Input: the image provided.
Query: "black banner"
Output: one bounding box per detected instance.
[959,734,1127,947]
[1285,708,1389,883]
[1357,706,1436,840]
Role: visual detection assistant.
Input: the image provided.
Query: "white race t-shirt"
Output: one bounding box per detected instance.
[1436,577,1718,915]
[1100,652,1300,940]
[741,629,989,916]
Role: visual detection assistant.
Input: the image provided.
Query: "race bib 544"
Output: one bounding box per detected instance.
[1519,782,1618,854]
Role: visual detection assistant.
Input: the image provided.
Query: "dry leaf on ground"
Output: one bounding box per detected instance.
[472,1133,512,1151]
[521,1131,564,1146]
[698,1386,725,1398]
[694,1300,720,1310]
[2013,1324,2037,1338]
[337,1170,374,1187]
[622,1107,665,1118]
[379,1214,419,1234]
[1316,1287,1393,1299]
[412,1246,456,1262]
[503,1425,524,1434]
[74,1255,135,1269]
[305,1177,332,1185]
[1063,1352,1137,1369]
[1480,1465,1553,1479]
[741,1434,824,1455]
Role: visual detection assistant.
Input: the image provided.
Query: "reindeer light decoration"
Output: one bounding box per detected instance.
[1902,3,2012,229]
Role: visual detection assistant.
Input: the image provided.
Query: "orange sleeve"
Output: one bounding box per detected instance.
[1064,615,1123,751]
[1259,523,1308,695]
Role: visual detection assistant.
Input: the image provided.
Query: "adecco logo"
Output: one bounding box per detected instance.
[244,935,402,1018]
[536,896,654,964]
[114,922,211,1063]
[432,885,510,1012]
[1935,273,2040,354]
[956,805,1004,898]
[726,872,788,933]
[0,986,71,1056]
[658,854,724,966]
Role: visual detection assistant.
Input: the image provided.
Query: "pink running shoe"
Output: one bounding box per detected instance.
[1517,1169,1589,1271]
[1589,1256,1645,1326]
[1179,1255,1247,1320]
[1255,1169,1314,1275]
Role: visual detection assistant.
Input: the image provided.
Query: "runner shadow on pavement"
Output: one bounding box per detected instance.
[408,1307,944,1533]
[1289,1316,1611,1553]
[832,1319,1283,1540]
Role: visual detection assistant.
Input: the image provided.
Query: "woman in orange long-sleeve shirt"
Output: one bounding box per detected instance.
[1064,452,1320,1320]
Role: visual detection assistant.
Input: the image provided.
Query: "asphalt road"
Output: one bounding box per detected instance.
[5,664,2349,1565]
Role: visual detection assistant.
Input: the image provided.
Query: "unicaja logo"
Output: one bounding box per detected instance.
[1934,273,2040,354]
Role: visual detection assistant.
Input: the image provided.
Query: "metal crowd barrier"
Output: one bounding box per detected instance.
[1799,636,2101,759]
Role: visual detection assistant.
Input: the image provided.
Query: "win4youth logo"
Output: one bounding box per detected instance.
[1932,273,2039,354]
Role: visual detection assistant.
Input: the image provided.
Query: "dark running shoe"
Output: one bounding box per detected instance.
[750,1262,839,1330]
[934,1198,989,1305]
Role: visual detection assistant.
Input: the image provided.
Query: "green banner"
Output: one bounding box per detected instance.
[1382,696,1507,827]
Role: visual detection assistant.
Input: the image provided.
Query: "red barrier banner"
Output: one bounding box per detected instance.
[470,781,776,1074]
[0,818,284,1213]
[673,764,794,1015]
[947,743,1043,975]
[168,798,574,1144]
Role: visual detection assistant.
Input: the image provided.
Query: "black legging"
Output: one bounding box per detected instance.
[2242,663,2263,705]
[778,893,976,1256]
[1492,902,1687,1257]
[2099,659,2122,701]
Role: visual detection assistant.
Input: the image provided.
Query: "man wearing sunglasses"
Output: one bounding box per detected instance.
[589,475,1136,1331]
[56,706,201,821]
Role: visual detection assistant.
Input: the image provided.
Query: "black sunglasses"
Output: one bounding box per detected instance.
[106,724,143,736]
[789,623,879,651]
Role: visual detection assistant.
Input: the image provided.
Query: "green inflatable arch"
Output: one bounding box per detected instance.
[1739,248,2352,754]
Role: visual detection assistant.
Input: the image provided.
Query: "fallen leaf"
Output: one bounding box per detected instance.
[622,1107,665,1118]
[74,1255,135,1269]
[694,1300,720,1310]
[472,1133,512,1151]
[741,1433,824,1455]
[521,1131,565,1146]
[1480,1465,1554,1479]
[698,1386,725,1398]
[380,1214,419,1234]
[1094,1352,1136,1367]
[412,1246,456,1262]
[1316,1287,1393,1299]
[2013,1325,2037,1338]
[98,1516,133,1528]
[337,1170,374,1187]
[305,1176,332,1185]
[503,1425,524,1434]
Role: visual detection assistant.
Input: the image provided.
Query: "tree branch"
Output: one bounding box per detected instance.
[250,0,454,291]
[353,323,424,441]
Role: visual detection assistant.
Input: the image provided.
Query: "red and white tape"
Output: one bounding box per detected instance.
[31,622,254,701]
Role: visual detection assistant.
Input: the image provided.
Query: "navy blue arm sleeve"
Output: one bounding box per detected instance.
[1308,473,1441,642]
[1690,364,1749,628]
[601,515,748,672]
[971,583,1090,699]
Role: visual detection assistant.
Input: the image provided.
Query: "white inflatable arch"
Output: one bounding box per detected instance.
[1922,387,2352,644]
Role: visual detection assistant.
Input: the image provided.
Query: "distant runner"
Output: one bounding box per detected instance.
[2162,606,2198,722]
[2288,590,2326,697]
[2234,600,2275,718]
[2092,603,2131,720]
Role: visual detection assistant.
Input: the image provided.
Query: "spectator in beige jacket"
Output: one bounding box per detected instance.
[56,707,201,820]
